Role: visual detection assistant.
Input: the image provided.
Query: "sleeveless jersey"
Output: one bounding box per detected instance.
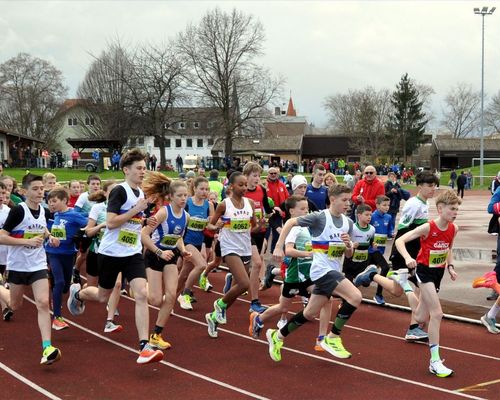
[88,202,107,253]
[347,223,375,264]
[245,185,267,233]
[416,220,456,268]
[98,182,144,257]
[0,205,11,265]
[152,204,188,250]
[184,197,209,246]
[7,203,47,272]
[285,226,312,283]
[310,210,351,280]
[218,197,253,257]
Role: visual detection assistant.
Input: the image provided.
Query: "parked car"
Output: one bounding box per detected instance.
[184,155,201,171]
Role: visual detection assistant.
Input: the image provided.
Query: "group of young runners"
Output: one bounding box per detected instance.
[0,152,498,377]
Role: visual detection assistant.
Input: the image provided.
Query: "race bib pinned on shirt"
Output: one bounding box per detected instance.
[373,234,387,246]
[327,242,345,260]
[429,249,448,268]
[230,219,250,232]
[51,225,67,241]
[352,249,369,262]
[117,229,139,247]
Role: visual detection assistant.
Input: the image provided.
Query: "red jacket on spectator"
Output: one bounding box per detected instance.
[266,178,289,206]
[351,177,385,210]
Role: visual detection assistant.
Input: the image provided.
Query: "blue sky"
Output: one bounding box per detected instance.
[1,1,499,130]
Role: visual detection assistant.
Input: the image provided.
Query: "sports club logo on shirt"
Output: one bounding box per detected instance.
[434,241,449,250]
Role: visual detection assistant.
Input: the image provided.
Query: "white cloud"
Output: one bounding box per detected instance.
[1,0,499,129]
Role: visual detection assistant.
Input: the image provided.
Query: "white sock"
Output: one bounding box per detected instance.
[487,303,500,320]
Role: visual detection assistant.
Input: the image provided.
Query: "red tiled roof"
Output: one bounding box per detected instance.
[286,97,296,117]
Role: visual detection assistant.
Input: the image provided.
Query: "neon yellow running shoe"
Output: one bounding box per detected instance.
[149,333,171,350]
[266,329,283,362]
[320,336,352,359]
[40,345,61,365]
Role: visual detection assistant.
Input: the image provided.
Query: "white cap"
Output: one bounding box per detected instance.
[291,175,308,191]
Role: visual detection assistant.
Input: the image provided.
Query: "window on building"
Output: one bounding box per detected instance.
[68,118,78,126]
[193,121,200,129]
[207,138,214,146]
[129,137,136,146]
[186,138,192,148]
[197,139,203,148]
[138,136,144,145]
[179,122,186,129]
[154,137,171,148]
[175,139,182,148]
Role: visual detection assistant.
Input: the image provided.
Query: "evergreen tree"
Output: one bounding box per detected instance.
[389,73,428,160]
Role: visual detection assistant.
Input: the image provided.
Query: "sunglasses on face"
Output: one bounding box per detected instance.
[269,172,277,175]
[365,171,374,175]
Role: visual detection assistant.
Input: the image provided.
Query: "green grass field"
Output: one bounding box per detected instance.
[4,163,500,190]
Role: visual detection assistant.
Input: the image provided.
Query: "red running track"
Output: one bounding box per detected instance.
[0,271,499,400]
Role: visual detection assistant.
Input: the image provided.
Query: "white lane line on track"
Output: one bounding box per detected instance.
[21,296,269,400]
[0,361,62,400]
[204,287,500,362]
[121,295,486,400]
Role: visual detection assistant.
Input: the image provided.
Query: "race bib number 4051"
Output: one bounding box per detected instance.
[117,229,138,247]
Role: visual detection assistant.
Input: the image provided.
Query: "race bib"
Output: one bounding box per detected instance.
[328,242,345,260]
[429,249,448,268]
[23,230,44,239]
[352,249,369,263]
[51,226,67,240]
[304,241,312,252]
[254,208,263,220]
[373,234,387,246]
[230,219,250,232]
[187,217,208,231]
[160,234,180,248]
[117,229,139,247]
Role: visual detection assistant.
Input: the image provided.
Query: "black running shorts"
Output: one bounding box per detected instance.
[312,270,345,298]
[6,269,48,286]
[97,253,146,290]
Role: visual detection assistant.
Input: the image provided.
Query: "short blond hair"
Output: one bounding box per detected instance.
[243,162,263,176]
[42,172,56,183]
[435,189,462,207]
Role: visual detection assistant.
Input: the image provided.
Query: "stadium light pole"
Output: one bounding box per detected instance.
[474,6,495,186]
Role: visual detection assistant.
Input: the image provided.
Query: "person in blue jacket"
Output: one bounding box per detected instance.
[369,195,393,305]
[46,187,88,330]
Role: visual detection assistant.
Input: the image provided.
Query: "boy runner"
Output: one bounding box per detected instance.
[66,149,163,364]
[268,184,361,361]
[395,189,460,377]
[389,171,438,341]
[0,173,61,364]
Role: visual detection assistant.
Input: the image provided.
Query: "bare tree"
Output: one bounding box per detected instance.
[77,43,140,141]
[485,90,500,134]
[0,52,67,148]
[177,7,283,156]
[442,82,481,138]
[79,40,187,167]
[324,87,392,162]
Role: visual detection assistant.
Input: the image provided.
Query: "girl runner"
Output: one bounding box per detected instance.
[141,174,191,349]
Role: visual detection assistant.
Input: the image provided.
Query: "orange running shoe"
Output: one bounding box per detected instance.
[472,271,497,289]
[136,344,164,364]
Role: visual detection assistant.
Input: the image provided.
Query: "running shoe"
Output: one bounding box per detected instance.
[72,268,81,285]
[249,301,268,314]
[262,264,276,289]
[189,293,197,303]
[277,318,287,330]
[314,336,325,352]
[213,300,227,324]
[480,314,500,334]
[198,273,213,292]
[40,345,61,365]
[266,329,283,362]
[2,307,13,321]
[353,265,378,287]
[388,268,411,291]
[373,294,385,305]
[177,294,193,310]
[472,271,497,289]
[136,343,164,364]
[223,273,233,294]
[52,317,69,331]
[149,333,172,349]
[320,336,352,359]
[405,326,429,342]
[249,312,263,338]
[205,313,218,338]
[67,283,85,316]
[429,359,454,378]
[487,290,499,301]
[104,320,123,333]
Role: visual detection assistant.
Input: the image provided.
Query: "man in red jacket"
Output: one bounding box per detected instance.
[352,165,385,210]
[266,167,289,252]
